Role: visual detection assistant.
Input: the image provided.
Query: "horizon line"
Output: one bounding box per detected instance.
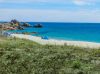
[0,21,100,23]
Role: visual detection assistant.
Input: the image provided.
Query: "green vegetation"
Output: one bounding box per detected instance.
[0,36,100,74]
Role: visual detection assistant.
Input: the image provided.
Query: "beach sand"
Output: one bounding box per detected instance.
[11,34,100,49]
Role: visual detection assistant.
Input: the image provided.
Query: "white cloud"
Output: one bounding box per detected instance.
[0,0,99,22]
[0,0,99,6]
[73,0,100,6]
[73,0,87,5]
[0,0,67,3]
[0,9,100,22]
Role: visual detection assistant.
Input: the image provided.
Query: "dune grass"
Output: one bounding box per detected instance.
[0,36,100,74]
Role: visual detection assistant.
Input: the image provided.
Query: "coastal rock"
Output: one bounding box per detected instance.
[10,19,20,27]
[17,26,24,30]
[22,23,31,27]
[11,19,19,24]
[34,24,43,28]
[0,24,3,28]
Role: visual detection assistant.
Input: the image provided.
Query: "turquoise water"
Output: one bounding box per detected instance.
[9,22,100,43]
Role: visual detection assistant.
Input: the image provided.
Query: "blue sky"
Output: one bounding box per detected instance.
[0,0,100,22]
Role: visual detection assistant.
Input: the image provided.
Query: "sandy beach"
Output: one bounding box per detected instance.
[10,34,100,49]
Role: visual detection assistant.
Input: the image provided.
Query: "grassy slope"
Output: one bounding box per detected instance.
[0,36,100,74]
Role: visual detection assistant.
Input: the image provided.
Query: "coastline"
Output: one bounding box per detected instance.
[11,34,100,49]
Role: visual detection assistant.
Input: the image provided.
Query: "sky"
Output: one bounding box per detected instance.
[0,0,100,22]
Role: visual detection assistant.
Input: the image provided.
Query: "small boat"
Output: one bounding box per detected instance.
[34,24,43,28]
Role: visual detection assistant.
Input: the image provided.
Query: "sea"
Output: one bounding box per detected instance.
[9,22,100,43]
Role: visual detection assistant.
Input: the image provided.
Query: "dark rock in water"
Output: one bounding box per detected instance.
[22,23,32,27]
[31,32,38,34]
[34,24,43,28]
[17,26,24,30]
[21,32,38,35]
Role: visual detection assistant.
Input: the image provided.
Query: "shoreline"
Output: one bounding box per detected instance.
[10,34,100,49]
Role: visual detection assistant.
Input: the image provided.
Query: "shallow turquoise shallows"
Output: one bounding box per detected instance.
[9,22,100,43]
